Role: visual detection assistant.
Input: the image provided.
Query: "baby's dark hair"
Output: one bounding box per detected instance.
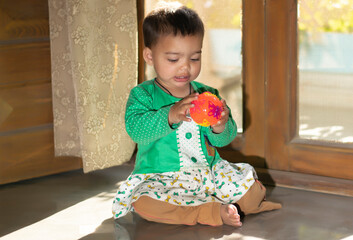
[143,2,204,48]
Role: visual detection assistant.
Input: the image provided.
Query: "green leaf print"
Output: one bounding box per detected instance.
[218,182,225,189]
[154,192,161,199]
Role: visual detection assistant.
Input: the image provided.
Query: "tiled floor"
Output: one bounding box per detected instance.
[0,163,352,240]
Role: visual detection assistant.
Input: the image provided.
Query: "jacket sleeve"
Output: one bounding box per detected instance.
[125,86,176,145]
[204,114,237,147]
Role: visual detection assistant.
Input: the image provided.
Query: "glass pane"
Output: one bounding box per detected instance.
[298,0,353,143]
[145,0,243,132]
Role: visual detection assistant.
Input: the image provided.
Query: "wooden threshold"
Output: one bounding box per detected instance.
[256,168,353,197]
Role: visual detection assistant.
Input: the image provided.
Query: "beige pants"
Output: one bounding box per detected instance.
[132,181,282,226]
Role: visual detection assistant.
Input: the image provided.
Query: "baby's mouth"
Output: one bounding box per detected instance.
[175,76,190,82]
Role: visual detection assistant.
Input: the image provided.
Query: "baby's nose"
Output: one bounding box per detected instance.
[180,61,191,71]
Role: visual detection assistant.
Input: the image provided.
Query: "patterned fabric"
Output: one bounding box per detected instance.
[112,120,256,219]
[176,121,207,169]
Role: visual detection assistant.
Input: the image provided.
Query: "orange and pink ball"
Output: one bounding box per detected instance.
[190,92,223,127]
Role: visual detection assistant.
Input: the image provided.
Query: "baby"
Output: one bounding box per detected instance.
[113,2,281,227]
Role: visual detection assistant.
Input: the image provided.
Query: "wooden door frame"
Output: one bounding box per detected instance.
[220,0,267,169]
[137,0,145,84]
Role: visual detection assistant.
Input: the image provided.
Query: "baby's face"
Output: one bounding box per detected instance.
[145,33,203,92]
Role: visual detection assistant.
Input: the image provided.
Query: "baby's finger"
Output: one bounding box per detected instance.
[182,93,199,103]
[212,121,221,127]
[221,111,226,117]
[216,112,228,125]
[220,99,228,109]
[222,106,229,117]
[181,102,195,112]
[180,115,192,122]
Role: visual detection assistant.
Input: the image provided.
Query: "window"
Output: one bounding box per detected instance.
[298,0,353,144]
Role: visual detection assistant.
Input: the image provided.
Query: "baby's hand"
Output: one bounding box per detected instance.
[211,99,229,133]
[168,93,199,125]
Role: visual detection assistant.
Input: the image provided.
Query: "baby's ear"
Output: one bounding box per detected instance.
[143,47,153,66]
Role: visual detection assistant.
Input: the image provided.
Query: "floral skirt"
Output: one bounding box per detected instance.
[112,160,257,219]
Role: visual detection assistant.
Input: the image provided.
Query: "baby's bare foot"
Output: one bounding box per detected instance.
[220,204,242,227]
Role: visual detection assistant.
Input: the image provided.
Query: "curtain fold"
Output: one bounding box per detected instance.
[48,0,137,172]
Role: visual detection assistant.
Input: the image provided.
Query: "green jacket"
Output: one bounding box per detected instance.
[125,79,237,174]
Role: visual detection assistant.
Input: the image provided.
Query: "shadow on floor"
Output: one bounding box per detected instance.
[80,214,240,240]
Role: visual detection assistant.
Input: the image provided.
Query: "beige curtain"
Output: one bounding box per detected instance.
[48,0,137,172]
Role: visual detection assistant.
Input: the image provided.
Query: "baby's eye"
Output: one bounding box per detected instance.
[191,58,200,62]
[168,59,178,63]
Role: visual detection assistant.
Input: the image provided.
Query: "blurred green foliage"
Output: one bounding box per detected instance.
[147,0,353,33]
[298,0,353,33]
[147,0,242,29]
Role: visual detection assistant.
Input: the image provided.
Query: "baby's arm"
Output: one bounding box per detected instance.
[125,87,177,145]
[206,99,237,147]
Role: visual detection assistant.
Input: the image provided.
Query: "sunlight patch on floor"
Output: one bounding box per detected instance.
[2,191,115,240]
[212,234,265,240]
[341,236,353,240]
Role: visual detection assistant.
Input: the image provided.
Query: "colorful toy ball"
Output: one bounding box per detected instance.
[190,92,223,127]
